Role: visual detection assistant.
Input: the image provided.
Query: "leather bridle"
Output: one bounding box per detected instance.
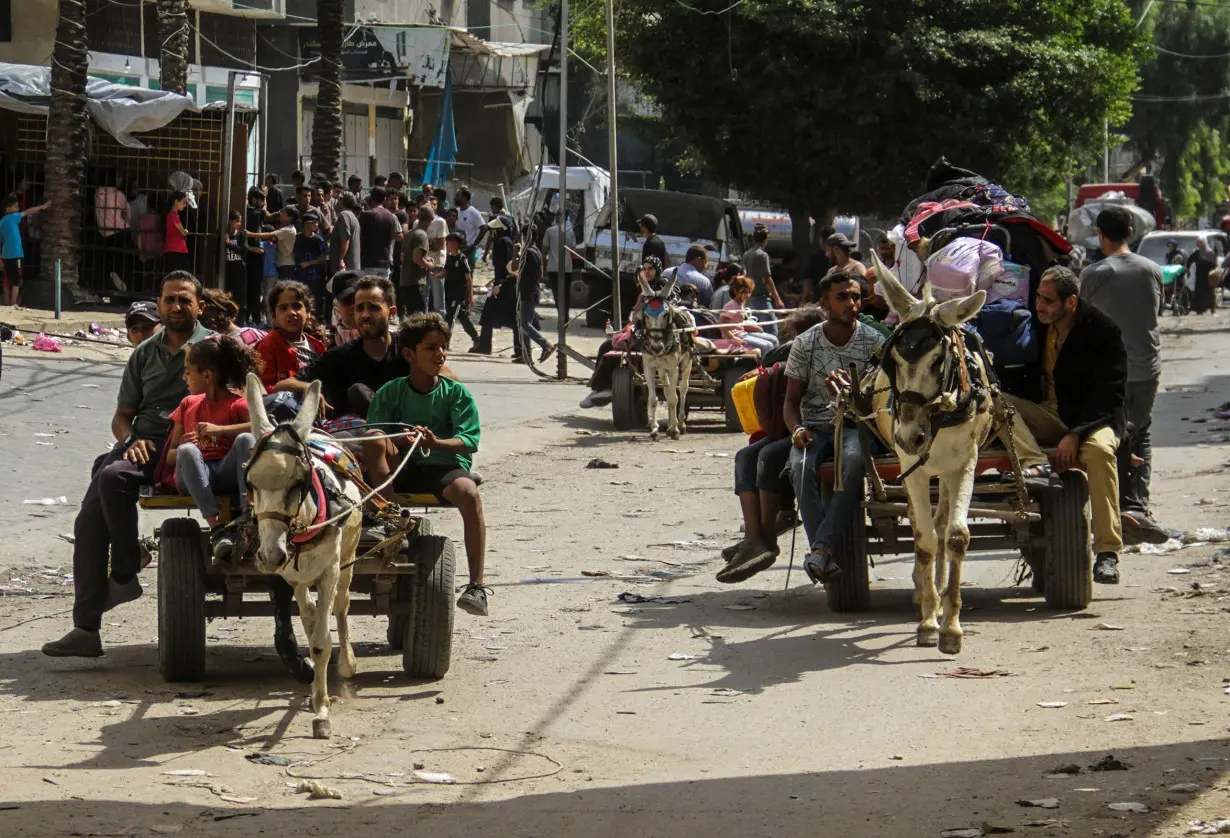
[244,424,320,570]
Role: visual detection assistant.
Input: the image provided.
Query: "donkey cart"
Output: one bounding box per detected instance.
[816,410,1093,615]
[140,487,456,683]
[609,349,760,432]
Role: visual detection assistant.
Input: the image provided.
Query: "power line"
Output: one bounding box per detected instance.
[1151,43,1230,59]
[672,0,746,13]
[1133,90,1230,102]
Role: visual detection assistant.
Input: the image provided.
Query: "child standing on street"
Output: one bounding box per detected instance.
[362,313,491,616]
[0,193,52,306]
[166,336,259,530]
[248,206,299,280]
[443,232,479,347]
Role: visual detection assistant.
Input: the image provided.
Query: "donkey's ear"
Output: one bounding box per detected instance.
[246,373,273,438]
[871,251,926,322]
[294,380,322,440]
[934,290,987,329]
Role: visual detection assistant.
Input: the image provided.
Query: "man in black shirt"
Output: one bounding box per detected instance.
[473,216,519,354]
[263,173,286,215]
[358,187,404,280]
[244,187,268,325]
[275,275,407,417]
[510,229,556,364]
[639,214,669,269]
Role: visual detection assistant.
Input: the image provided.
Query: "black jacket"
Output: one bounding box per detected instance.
[1047,302,1127,442]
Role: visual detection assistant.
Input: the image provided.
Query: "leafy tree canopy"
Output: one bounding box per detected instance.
[563,0,1140,220]
[1125,0,1230,221]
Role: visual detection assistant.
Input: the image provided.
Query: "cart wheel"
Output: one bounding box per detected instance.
[1040,471,1092,609]
[157,518,207,682]
[387,518,433,651]
[821,482,872,612]
[611,366,645,431]
[722,366,747,433]
[402,534,456,679]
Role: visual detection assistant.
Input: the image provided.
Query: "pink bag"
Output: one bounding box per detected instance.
[925,238,1002,302]
[986,261,1031,306]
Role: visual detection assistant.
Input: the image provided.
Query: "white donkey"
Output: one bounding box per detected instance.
[869,256,993,655]
[245,374,364,738]
[634,273,695,440]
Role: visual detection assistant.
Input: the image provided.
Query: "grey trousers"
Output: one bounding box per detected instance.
[1118,379,1158,516]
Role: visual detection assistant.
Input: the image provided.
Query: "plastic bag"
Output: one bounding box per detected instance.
[925,237,1003,302]
[986,260,1031,305]
[32,333,63,353]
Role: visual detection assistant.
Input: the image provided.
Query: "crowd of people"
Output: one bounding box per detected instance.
[41,268,495,660]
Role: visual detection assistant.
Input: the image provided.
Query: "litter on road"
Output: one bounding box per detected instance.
[1107,802,1150,814]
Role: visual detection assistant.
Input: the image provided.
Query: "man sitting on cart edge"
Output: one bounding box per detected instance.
[44,272,214,659]
[361,313,491,617]
[1003,266,1128,585]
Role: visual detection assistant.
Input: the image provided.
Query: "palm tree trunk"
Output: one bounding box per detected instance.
[44,0,90,294]
[158,0,190,95]
[310,0,345,184]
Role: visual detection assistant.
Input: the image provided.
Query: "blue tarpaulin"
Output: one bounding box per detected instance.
[423,68,457,186]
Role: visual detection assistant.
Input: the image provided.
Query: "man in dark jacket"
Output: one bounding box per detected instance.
[1005,266,1127,584]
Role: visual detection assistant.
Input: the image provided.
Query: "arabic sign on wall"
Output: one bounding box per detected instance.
[300,26,451,88]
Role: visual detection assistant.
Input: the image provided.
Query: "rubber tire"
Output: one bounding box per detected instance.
[1040,470,1093,610]
[157,517,208,682]
[821,481,872,612]
[387,518,433,651]
[402,534,456,679]
[611,366,645,431]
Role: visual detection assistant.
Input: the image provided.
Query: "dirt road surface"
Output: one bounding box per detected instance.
[0,314,1228,838]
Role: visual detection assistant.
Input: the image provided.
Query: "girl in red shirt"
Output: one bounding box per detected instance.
[254,280,327,391]
[167,336,261,527]
[164,191,191,273]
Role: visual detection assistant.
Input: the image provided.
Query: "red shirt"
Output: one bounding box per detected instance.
[254,328,327,391]
[170,393,249,461]
[165,210,188,254]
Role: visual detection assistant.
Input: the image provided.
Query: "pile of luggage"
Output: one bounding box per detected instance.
[894,157,1073,397]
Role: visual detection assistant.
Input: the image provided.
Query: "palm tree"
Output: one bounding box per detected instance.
[310,0,344,184]
[158,0,190,95]
[44,0,90,296]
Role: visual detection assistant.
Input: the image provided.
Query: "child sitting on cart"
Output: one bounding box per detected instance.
[361,313,491,617]
[165,336,260,535]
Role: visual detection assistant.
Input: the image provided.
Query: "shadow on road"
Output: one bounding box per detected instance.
[1,738,1227,837]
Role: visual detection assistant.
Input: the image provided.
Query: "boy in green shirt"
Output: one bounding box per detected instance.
[363,312,490,616]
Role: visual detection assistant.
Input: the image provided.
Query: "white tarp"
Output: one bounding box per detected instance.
[370,27,451,88]
[0,62,199,149]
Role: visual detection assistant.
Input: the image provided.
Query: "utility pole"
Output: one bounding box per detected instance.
[605,0,622,328]
[556,0,569,379]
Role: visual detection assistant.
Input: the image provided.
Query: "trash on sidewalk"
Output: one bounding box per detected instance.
[940,829,984,838]
[1104,713,1134,722]
[23,497,68,506]
[667,652,697,661]
[1015,798,1060,809]
[1183,528,1230,544]
[1036,702,1068,709]
[245,754,292,767]
[1107,802,1149,814]
[585,458,619,469]
[1168,783,1201,793]
[1189,820,1230,834]
[31,334,62,353]
[413,770,456,785]
[292,780,342,799]
[1090,622,1125,630]
[938,668,1015,679]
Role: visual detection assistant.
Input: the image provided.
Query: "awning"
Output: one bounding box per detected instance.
[447,29,552,57]
[0,62,199,148]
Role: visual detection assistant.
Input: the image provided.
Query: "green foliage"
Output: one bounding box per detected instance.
[1126,0,1230,222]
[558,0,1140,219]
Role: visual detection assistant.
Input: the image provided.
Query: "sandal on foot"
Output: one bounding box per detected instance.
[803,550,841,584]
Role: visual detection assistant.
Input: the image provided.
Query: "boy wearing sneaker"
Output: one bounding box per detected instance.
[362,312,491,615]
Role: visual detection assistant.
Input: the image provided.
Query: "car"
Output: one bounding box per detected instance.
[582,190,746,328]
[1136,230,1228,315]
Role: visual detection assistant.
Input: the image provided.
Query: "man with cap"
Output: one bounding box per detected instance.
[639,214,669,270]
[125,300,162,346]
[327,270,362,346]
[824,232,866,278]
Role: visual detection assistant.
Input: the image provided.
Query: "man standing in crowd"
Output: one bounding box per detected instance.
[473,216,518,355]
[401,206,434,316]
[1005,266,1128,585]
[542,210,577,307]
[1078,206,1169,545]
[454,187,485,264]
[263,173,285,215]
[509,227,556,365]
[358,187,403,281]
[742,225,784,335]
[329,192,362,275]
[43,273,211,658]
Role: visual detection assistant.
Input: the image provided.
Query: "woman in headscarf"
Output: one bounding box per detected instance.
[1187,237,1218,314]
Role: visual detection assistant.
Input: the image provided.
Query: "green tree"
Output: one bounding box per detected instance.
[1124,1,1230,222]
[562,0,1139,237]
[309,0,345,184]
[45,0,90,295]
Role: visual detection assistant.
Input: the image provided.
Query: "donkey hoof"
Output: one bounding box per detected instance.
[938,633,963,655]
[916,628,939,648]
[668,429,680,440]
[649,432,659,441]
[312,718,332,739]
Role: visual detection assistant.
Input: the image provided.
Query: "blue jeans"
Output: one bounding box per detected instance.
[788,422,864,553]
[175,433,256,520]
[748,294,778,337]
[519,294,549,353]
